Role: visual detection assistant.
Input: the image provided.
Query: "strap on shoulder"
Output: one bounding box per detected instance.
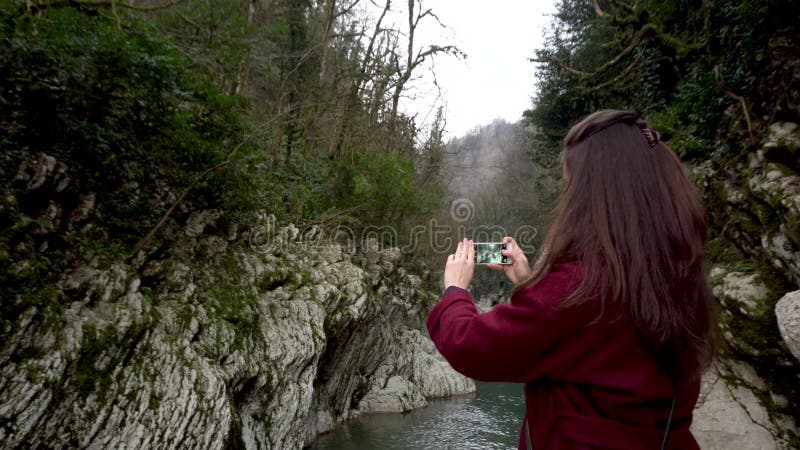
[661,393,678,450]
[525,416,532,450]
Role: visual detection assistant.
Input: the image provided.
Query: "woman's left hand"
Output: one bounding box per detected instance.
[444,238,475,290]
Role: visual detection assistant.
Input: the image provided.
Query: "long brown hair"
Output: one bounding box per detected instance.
[515,109,714,382]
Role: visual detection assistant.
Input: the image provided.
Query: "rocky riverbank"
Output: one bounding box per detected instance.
[0,195,473,449]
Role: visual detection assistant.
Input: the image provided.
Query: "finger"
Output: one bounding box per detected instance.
[501,249,520,259]
[467,239,474,263]
[486,263,507,271]
[503,240,522,257]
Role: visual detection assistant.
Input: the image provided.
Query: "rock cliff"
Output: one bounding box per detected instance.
[689,122,800,449]
[0,163,473,450]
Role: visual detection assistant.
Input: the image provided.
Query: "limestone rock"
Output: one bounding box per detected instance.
[711,267,770,319]
[688,123,800,450]
[692,360,798,449]
[747,160,800,286]
[0,217,473,449]
[358,375,427,413]
[708,266,785,361]
[184,209,221,237]
[776,290,800,363]
[762,231,800,286]
[410,329,474,399]
[14,152,61,191]
[764,122,800,151]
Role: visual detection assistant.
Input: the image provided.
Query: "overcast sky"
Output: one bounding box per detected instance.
[391,0,559,139]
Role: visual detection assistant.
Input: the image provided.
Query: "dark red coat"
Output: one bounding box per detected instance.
[426,260,700,450]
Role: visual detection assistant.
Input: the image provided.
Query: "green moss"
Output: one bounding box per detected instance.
[705,235,741,264]
[199,256,264,353]
[141,288,156,305]
[148,390,162,411]
[259,269,290,292]
[299,269,315,286]
[74,324,116,400]
[724,310,779,357]
[420,291,439,312]
[783,214,800,247]
[753,382,797,433]
[764,162,797,177]
[754,258,794,301]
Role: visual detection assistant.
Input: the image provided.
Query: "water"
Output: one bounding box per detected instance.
[307,382,525,450]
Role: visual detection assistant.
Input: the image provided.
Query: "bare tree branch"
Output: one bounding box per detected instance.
[173,7,200,30]
[530,23,655,79]
[715,66,755,141]
[356,0,391,94]
[130,120,276,257]
[301,200,376,227]
[583,52,642,93]
[334,0,361,18]
[592,0,605,17]
[384,0,462,149]
[608,0,635,14]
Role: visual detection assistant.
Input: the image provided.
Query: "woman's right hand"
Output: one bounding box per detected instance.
[487,237,531,286]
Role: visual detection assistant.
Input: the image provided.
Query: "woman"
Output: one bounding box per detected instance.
[427,110,714,450]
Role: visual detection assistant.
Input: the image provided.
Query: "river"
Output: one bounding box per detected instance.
[307,382,525,450]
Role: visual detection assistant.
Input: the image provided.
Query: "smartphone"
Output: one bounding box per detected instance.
[473,242,511,265]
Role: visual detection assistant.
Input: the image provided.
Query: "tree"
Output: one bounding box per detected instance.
[384,0,463,151]
[527,0,799,163]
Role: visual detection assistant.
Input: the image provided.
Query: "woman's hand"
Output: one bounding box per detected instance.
[443,238,475,290]
[487,236,531,286]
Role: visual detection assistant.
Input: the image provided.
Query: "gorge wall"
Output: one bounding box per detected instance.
[688,122,800,449]
[0,152,473,449]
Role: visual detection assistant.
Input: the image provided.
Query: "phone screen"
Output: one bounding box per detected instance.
[473,242,510,265]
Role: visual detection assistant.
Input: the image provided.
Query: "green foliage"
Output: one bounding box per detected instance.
[345,151,443,228]
[0,0,451,332]
[0,6,262,233]
[144,0,450,244]
[527,0,799,165]
[268,149,445,247]
[147,0,255,89]
[524,0,636,166]
[0,6,270,323]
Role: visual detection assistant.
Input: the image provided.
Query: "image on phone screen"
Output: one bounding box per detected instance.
[473,242,510,265]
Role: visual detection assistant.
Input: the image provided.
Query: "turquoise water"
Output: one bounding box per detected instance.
[307,382,525,450]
